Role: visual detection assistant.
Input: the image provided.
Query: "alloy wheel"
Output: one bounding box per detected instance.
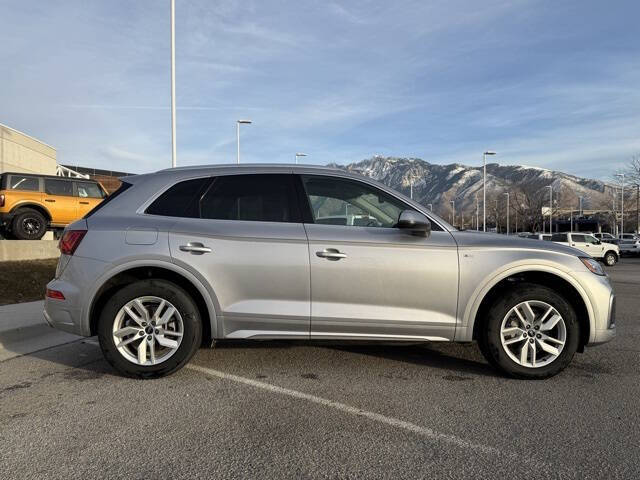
[22,217,41,236]
[500,300,566,368]
[112,296,184,366]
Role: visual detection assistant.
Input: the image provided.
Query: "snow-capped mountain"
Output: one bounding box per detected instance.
[329,156,616,217]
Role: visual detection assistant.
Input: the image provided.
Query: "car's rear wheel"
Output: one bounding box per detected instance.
[98,279,202,378]
[604,251,618,266]
[11,208,47,240]
[478,283,579,379]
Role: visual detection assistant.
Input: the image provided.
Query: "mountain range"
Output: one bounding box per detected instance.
[329,156,617,219]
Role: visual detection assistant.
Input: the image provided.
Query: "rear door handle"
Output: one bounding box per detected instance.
[316,248,347,260]
[79,201,90,205]
[45,199,55,203]
[179,242,212,254]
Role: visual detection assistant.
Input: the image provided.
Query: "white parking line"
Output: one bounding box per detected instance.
[187,363,523,461]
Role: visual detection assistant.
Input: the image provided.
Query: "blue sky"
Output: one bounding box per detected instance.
[1,0,639,178]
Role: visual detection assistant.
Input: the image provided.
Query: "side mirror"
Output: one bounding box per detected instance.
[397,210,431,237]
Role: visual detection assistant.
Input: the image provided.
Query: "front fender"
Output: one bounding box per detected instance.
[455,262,596,343]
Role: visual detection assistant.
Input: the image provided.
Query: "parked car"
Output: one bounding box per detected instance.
[0,172,107,239]
[45,165,616,380]
[551,232,619,266]
[526,233,552,241]
[618,233,639,241]
[617,237,640,256]
[593,233,619,244]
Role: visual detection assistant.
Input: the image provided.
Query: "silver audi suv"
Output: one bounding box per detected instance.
[44,165,616,379]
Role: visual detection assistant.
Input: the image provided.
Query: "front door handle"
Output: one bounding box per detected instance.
[79,201,90,205]
[179,242,212,254]
[45,199,55,203]
[316,248,347,260]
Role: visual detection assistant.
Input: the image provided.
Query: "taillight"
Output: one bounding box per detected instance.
[58,230,87,255]
[46,288,66,300]
[0,194,4,207]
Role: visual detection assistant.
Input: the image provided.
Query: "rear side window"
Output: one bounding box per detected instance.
[572,234,587,243]
[551,233,568,242]
[146,178,210,218]
[200,174,299,223]
[45,178,73,196]
[8,175,39,191]
[84,182,132,218]
[76,181,105,199]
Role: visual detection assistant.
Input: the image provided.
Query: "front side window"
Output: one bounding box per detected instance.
[200,174,298,223]
[44,179,73,196]
[301,175,407,229]
[9,175,39,191]
[551,233,568,242]
[584,235,599,244]
[76,182,105,199]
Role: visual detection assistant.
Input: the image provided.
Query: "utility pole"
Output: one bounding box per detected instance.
[482,151,496,231]
[504,192,510,235]
[545,186,553,234]
[170,0,177,167]
[615,174,625,235]
[236,120,252,164]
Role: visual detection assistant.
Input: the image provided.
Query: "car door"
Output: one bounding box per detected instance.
[584,234,605,257]
[43,178,77,225]
[299,174,459,341]
[165,173,311,339]
[569,234,592,256]
[75,181,106,217]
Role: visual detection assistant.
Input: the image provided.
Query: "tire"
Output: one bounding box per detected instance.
[477,283,579,379]
[604,251,618,266]
[98,279,202,379]
[11,208,47,240]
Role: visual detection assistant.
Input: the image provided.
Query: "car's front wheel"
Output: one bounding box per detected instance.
[98,279,202,378]
[603,251,618,266]
[11,208,46,240]
[478,283,579,379]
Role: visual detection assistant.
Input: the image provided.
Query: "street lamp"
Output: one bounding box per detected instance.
[236,120,252,164]
[615,173,625,235]
[450,200,455,228]
[475,194,479,231]
[295,152,307,164]
[482,151,496,232]
[170,0,177,167]
[545,185,553,233]
[503,192,510,235]
[578,196,584,216]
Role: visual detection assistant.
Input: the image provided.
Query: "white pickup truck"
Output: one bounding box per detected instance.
[551,232,620,266]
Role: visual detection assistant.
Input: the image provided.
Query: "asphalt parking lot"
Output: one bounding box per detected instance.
[1,259,639,479]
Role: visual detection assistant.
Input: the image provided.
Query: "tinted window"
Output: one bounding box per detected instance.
[301,175,413,229]
[551,233,568,242]
[44,179,73,196]
[572,234,587,243]
[8,175,39,191]
[76,182,105,199]
[200,174,298,223]
[584,235,599,244]
[146,178,210,218]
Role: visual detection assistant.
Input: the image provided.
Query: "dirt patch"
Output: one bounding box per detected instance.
[0,259,57,305]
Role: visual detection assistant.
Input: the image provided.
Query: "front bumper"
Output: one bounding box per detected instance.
[0,211,14,228]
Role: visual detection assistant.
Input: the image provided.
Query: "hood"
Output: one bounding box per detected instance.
[450,231,582,257]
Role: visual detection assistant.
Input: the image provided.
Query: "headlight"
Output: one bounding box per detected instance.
[580,257,605,276]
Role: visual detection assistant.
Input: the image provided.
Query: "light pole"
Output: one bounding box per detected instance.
[615,173,625,235]
[503,192,510,235]
[236,120,252,164]
[295,152,307,164]
[635,183,640,234]
[483,151,496,232]
[579,196,584,216]
[170,0,177,168]
[475,194,479,230]
[545,185,553,233]
[450,200,455,228]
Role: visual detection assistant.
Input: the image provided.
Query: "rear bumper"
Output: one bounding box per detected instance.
[43,294,85,336]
